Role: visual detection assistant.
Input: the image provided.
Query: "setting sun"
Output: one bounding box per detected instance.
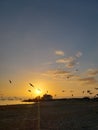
[35,89,41,96]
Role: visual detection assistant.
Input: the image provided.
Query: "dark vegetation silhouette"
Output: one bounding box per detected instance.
[41,94,53,101]
[23,93,53,102]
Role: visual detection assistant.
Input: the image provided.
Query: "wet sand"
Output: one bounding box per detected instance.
[0,100,98,130]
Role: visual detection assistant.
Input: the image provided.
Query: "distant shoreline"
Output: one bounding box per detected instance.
[0,99,34,106]
[22,97,98,102]
[0,97,98,106]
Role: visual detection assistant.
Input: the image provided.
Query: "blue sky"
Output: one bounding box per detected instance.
[0,0,98,98]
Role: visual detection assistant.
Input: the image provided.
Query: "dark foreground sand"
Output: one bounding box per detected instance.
[0,100,98,130]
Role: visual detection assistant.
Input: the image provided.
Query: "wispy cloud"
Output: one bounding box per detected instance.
[78,77,97,84]
[42,69,79,80]
[42,69,70,79]
[65,57,76,68]
[55,50,64,56]
[87,69,98,76]
[43,69,70,76]
[56,57,77,68]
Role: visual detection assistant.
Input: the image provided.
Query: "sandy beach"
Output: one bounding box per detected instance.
[0,100,98,130]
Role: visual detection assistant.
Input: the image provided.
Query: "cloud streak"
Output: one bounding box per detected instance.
[78,77,97,84]
[42,69,79,80]
[87,69,98,76]
[43,69,70,76]
[56,57,77,68]
[55,50,65,56]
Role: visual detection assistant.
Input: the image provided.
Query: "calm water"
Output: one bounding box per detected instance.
[0,100,34,106]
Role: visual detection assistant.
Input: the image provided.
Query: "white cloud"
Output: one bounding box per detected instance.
[56,59,66,63]
[55,50,64,56]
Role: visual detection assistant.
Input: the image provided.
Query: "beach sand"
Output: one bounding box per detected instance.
[0,100,98,130]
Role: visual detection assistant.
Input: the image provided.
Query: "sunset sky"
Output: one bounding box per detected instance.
[0,0,98,99]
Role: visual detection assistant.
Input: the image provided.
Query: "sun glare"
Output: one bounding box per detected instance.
[35,89,41,96]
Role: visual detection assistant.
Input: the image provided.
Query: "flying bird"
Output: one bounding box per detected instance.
[67,76,70,79]
[28,90,31,92]
[9,80,12,84]
[89,92,93,95]
[75,69,78,72]
[70,90,74,93]
[29,83,34,88]
[94,94,98,97]
[54,94,56,97]
[95,88,98,90]
[87,90,90,93]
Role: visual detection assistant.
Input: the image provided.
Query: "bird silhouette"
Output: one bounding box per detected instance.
[89,92,93,95]
[87,90,90,93]
[9,80,12,84]
[29,83,34,88]
[28,90,31,92]
[70,90,74,93]
[75,69,78,72]
[67,76,70,79]
[94,94,98,97]
[95,88,98,90]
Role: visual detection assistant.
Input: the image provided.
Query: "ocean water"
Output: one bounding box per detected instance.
[0,100,34,106]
